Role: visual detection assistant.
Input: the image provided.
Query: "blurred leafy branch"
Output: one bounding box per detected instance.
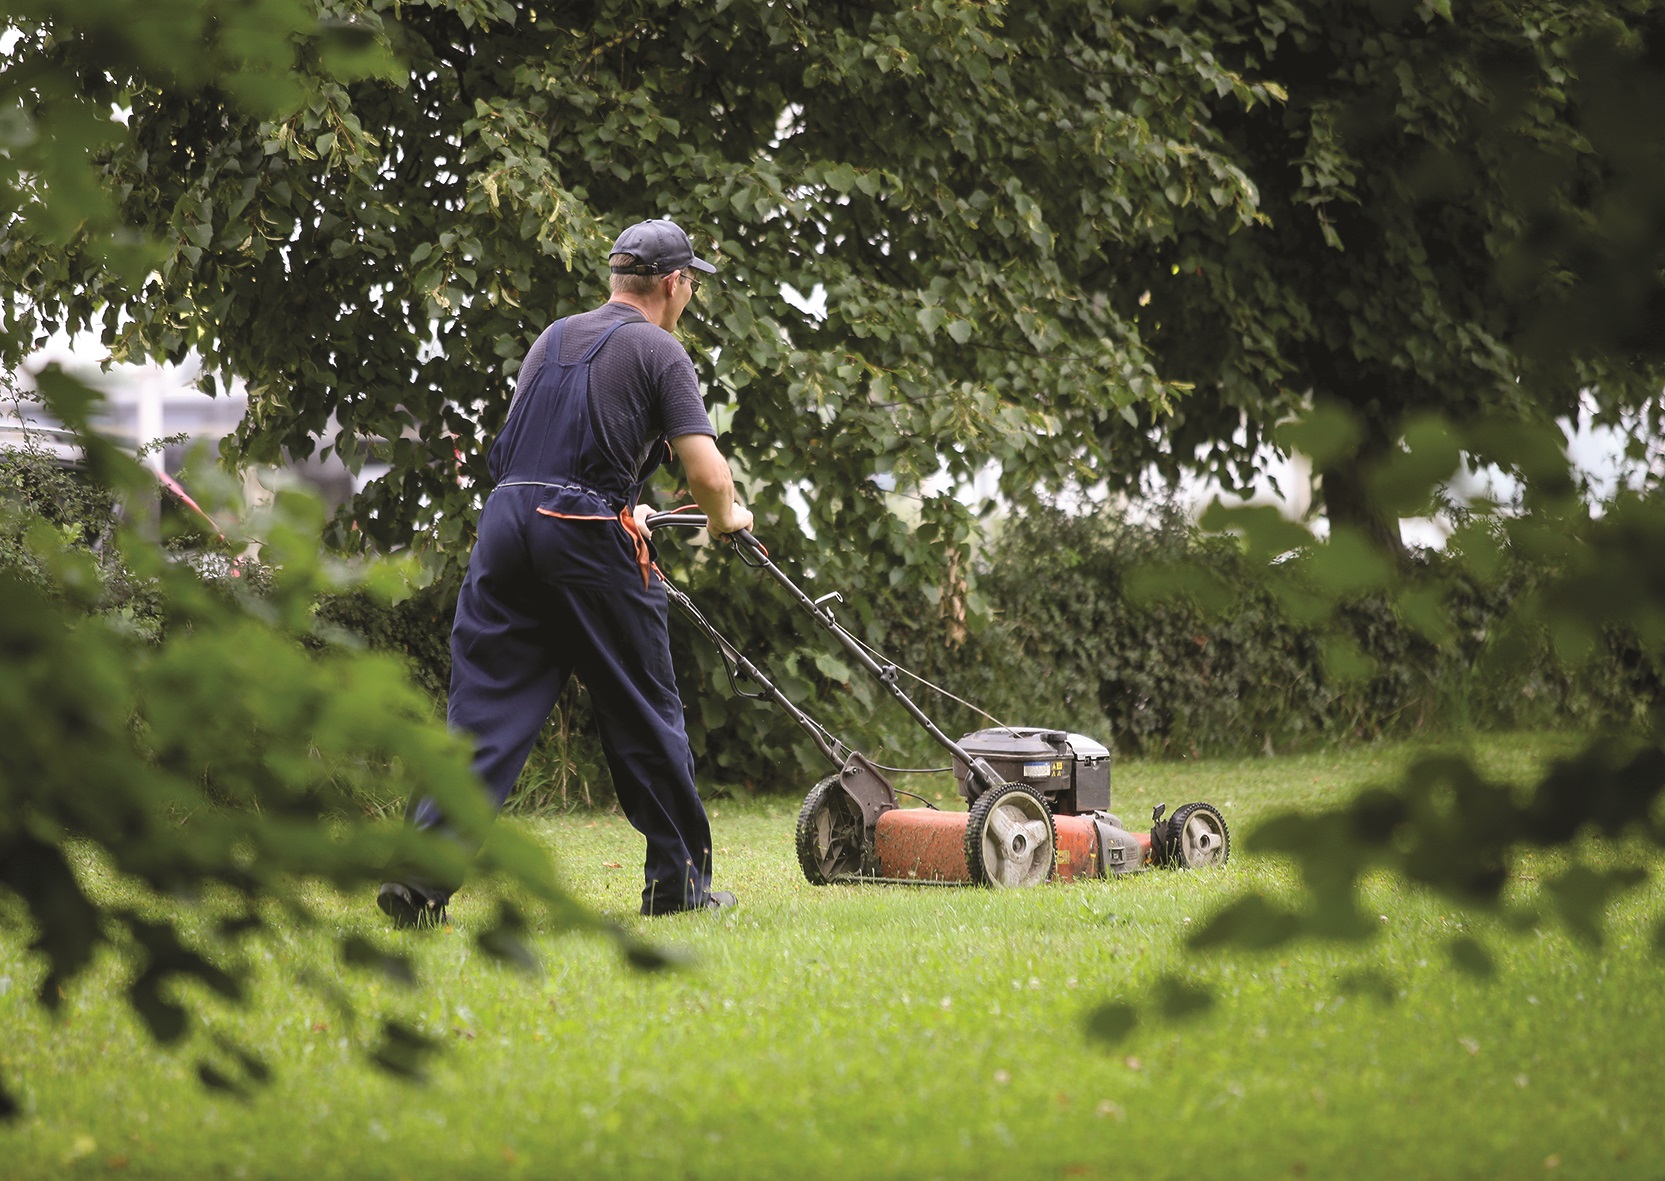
[0,368,681,1122]
[1075,0,1665,1044]
[1086,405,1665,1046]
[0,0,665,1124]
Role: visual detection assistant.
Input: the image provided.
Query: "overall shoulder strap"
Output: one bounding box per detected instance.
[501,318,567,425]
[578,314,640,364]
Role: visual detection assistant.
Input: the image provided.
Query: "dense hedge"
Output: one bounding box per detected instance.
[958,505,1663,759]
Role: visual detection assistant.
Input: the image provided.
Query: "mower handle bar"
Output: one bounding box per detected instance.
[642,510,761,556]
[643,508,1008,796]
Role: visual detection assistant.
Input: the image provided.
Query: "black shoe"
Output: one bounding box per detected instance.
[641,889,738,917]
[378,881,447,929]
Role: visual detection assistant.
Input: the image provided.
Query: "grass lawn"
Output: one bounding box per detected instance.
[3,732,1663,1180]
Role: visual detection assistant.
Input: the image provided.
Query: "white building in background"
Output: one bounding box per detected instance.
[3,349,362,515]
[8,342,1642,552]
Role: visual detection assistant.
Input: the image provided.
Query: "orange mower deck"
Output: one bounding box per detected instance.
[873,808,1145,883]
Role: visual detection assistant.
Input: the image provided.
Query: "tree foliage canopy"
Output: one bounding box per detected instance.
[1094,0,1665,554]
[5,0,1288,589]
[6,0,1662,571]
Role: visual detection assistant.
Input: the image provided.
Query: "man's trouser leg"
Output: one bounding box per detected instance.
[555,579,714,914]
[415,501,712,914]
[404,529,572,906]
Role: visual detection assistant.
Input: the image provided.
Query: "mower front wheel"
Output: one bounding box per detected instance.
[795,776,867,884]
[1159,801,1231,868]
[965,783,1057,888]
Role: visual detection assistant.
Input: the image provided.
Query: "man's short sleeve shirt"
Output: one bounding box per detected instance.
[515,302,714,486]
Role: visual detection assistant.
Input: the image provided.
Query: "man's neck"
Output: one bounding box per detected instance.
[608,293,670,329]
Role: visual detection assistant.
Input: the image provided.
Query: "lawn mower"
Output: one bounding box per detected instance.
[645,511,1230,888]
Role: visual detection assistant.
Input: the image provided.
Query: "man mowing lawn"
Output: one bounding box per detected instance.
[379,218,753,928]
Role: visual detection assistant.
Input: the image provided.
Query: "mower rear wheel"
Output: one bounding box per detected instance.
[1161,801,1231,868]
[795,776,866,885]
[965,783,1056,888]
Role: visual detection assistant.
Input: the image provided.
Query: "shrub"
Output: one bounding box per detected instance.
[966,504,1661,757]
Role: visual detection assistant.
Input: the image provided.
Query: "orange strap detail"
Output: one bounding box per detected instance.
[534,509,614,521]
[616,507,653,590]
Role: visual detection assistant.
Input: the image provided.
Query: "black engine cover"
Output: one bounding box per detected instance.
[952,727,1111,815]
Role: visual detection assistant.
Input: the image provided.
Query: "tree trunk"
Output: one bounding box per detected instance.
[1318,451,1408,566]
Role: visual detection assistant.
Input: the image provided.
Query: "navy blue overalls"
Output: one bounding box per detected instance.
[420,316,715,915]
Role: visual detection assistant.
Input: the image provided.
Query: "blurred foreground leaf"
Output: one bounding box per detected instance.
[0,371,655,1120]
[1082,1003,1140,1047]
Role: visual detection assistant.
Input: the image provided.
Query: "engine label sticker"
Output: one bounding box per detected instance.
[1023,762,1051,778]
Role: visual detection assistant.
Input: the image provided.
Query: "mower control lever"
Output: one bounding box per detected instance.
[656,506,997,788]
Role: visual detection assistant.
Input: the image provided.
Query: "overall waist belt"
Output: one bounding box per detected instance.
[494,479,620,505]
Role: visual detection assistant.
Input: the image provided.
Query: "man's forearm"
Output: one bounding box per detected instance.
[671,433,751,534]
[689,466,741,530]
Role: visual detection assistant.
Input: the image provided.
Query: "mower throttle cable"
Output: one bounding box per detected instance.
[645,507,1009,792]
[644,507,1021,737]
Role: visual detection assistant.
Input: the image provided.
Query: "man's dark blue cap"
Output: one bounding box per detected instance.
[609,218,717,276]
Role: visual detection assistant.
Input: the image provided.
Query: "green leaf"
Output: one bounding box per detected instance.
[1305,529,1394,596]
[1197,501,1312,561]
[1274,404,1364,469]
[475,901,540,975]
[812,652,852,682]
[1082,1002,1139,1045]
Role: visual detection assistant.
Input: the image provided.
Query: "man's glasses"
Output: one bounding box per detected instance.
[683,270,701,293]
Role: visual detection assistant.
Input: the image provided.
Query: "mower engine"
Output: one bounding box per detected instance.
[951,727,1110,815]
